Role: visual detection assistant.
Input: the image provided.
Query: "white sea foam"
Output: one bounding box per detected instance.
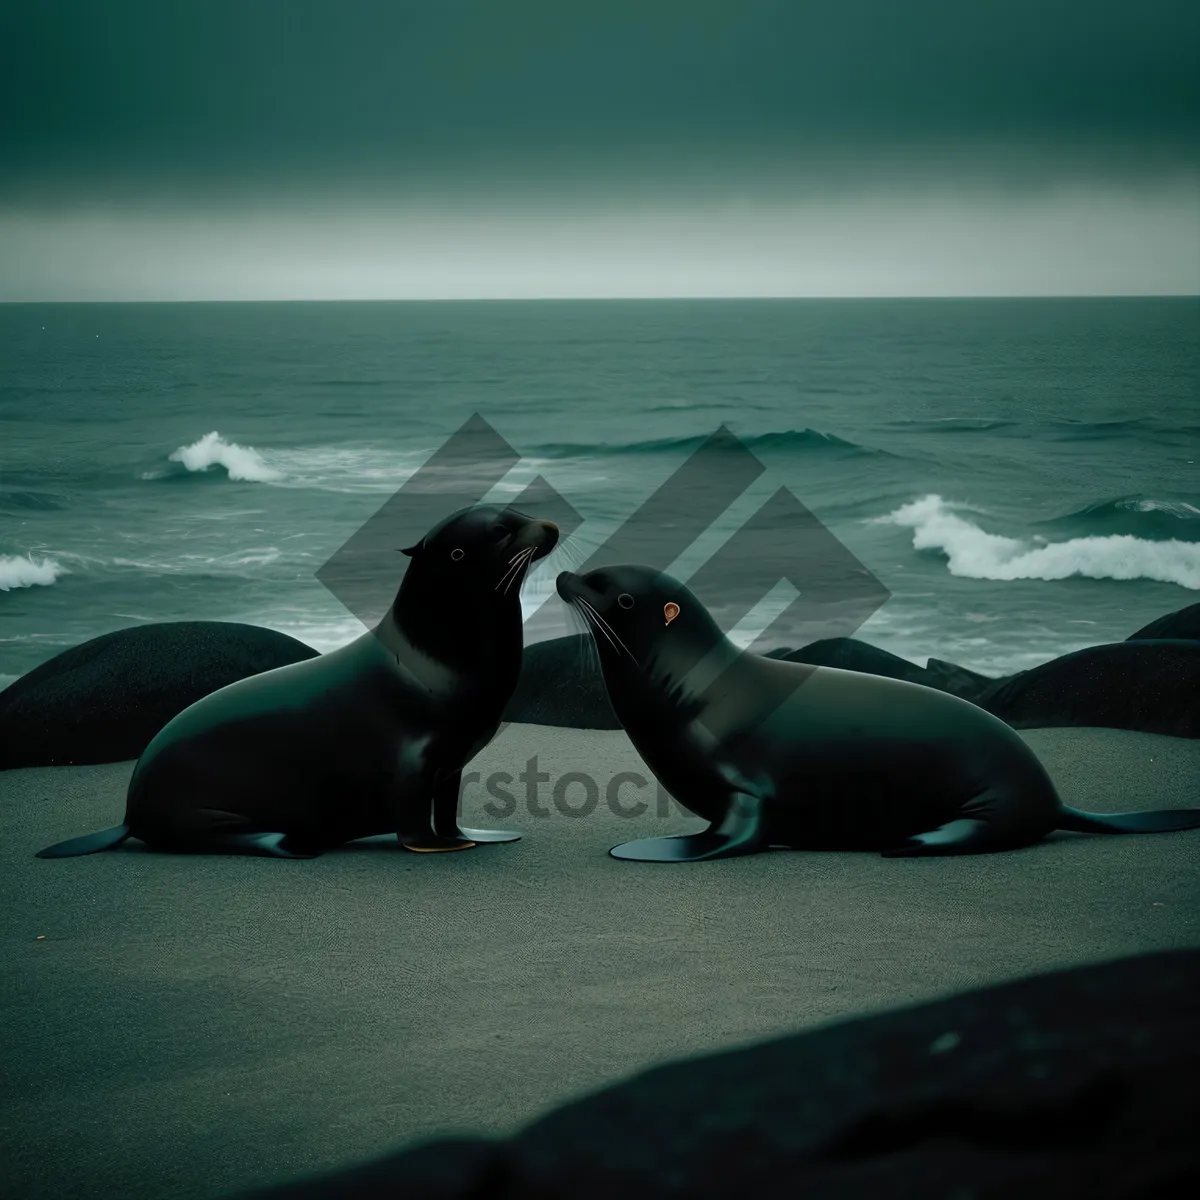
[1131,498,1200,518]
[258,444,436,493]
[156,435,558,495]
[0,554,66,590]
[166,431,284,482]
[875,494,1200,590]
[258,614,368,653]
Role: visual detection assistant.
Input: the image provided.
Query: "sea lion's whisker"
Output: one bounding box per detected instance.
[556,535,587,569]
[496,546,532,592]
[507,552,533,594]
[567,607,598,675]
[578,599,637,662]
[573,601,618,654]
[582,612,620,658]
[498,546,535,594]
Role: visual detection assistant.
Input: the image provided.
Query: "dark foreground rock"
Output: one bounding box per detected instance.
[1127,602,1200,642]
[240,949,1200,1200]
[0,621,318,769]
[503,634,619,729]
[977,639,1200,739]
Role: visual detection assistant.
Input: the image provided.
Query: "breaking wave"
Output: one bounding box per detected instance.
[876,495,1200,590]
[148,432,285,483]
[0,554,66,591]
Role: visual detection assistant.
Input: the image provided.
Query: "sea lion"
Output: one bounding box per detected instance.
[556,565,1200,861]
[36,506,559,859]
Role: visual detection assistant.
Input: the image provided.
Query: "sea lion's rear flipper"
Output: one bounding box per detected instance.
[880,818,999,858]
[36,824,132,859]
[610,791,767,863]
[1056,806,1200,834]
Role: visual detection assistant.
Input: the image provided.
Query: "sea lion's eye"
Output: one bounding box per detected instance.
[617,593,635,609]
[451,548,465,561]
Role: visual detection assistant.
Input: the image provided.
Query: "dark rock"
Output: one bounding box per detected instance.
[977,639,1200,738]
[1127,602,1200,642]
[781,638,933,687]
[924,657,996,701]
[239,949,1200,1200]
[503,634,619,729]
[0,621,319,769]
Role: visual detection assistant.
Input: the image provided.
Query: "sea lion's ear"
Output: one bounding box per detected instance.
[398,541,424,558]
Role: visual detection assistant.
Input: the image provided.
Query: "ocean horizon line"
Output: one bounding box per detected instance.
[2,293,1198,306]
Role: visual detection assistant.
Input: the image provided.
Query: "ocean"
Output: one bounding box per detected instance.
[1,297,1197,692]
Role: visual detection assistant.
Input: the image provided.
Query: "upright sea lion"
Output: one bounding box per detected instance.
[557,565,1200,861]
[36,506,559,859]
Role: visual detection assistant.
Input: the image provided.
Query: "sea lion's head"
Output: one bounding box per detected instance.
[402,505,559,592]
[556,565,725,691]
[558,565,801,744]
[391,506,559,669]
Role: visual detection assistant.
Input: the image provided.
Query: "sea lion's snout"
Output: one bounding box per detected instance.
[556,570,579,600]
[529,519,559,561]
[510,517,559,561]
[557,569,619,606]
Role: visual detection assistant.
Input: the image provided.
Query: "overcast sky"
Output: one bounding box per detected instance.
[2,1,1197,299]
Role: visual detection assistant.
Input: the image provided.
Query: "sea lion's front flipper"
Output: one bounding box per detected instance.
[880,817,998,858]
[610,791,767,863]
[393,774,479,852]
[454,827,522,843]
[431,770,521,845]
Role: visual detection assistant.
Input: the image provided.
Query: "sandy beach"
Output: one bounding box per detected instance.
[2,722,1198,1200]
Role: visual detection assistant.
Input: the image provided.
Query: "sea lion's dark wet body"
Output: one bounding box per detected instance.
[37,507,559,859]
[557,565,1200,861]
[122,624,505,855]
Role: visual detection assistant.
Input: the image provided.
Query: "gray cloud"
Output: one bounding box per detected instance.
[3,0,1198,199]
[4,2,1195,298]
